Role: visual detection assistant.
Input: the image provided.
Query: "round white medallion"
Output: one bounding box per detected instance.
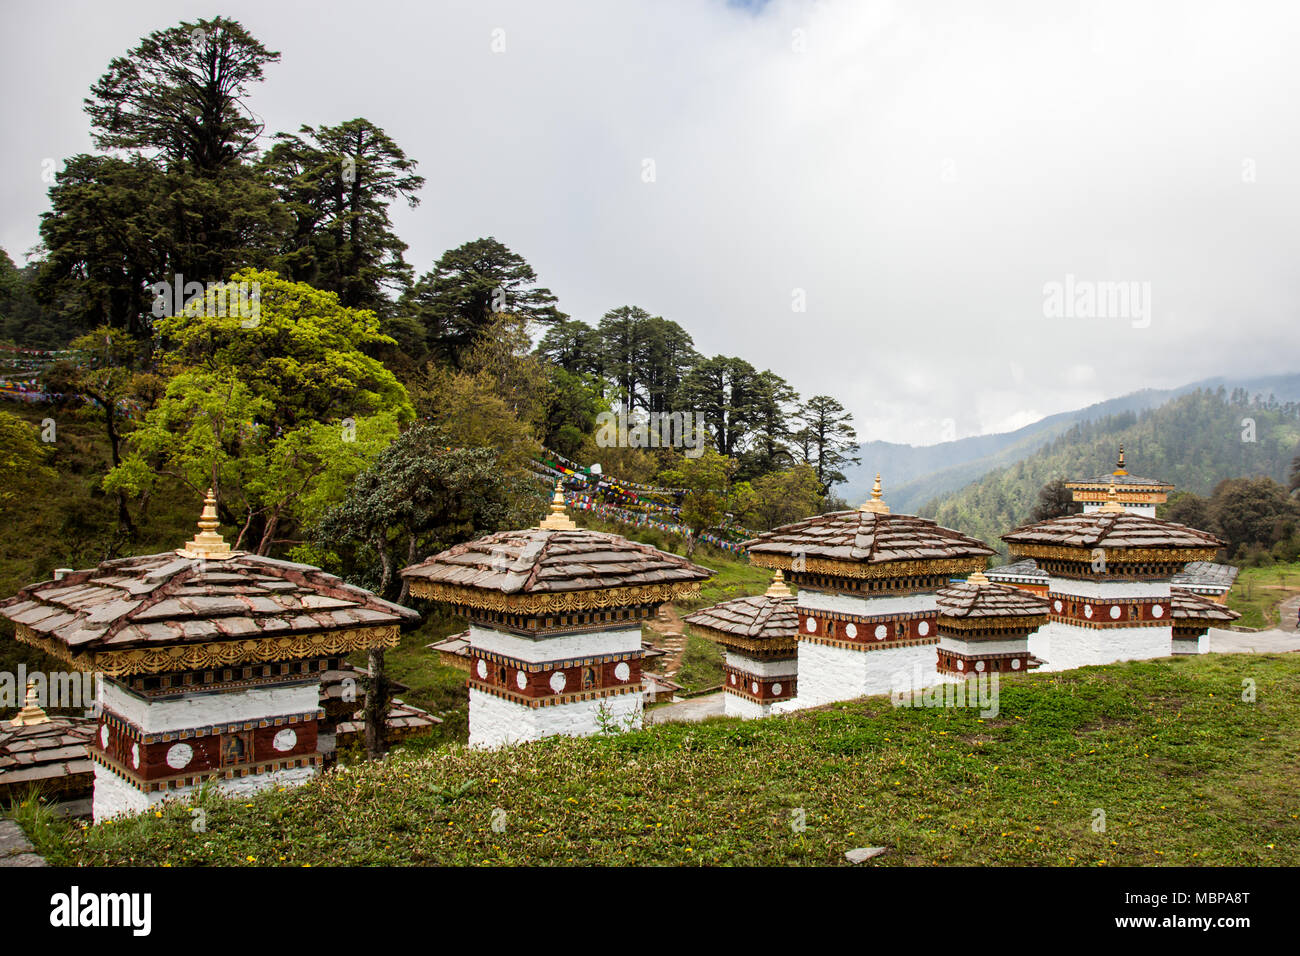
[752,681,760,694]
[549,671,567,693]
[874,624,888,640]
[515,670,528,690]
[273,728,297,752]
[131,743,140,769]
[476,659,487,679]
[956,660,965,671]
[99,725,109,748]
[1152,604,1164,618]
[918,621,930,637]
[845,622,857,639]
[1109,605,1122,620]
[614,662,631,682]
[1054,600,1063,613]
[975,660,985,672]
[773,683,782,695]
[805,617,816,633]
[730,674,737,685]
[1084,605,1094,619]
[1011,659,1021,670]
[166,743,193,769]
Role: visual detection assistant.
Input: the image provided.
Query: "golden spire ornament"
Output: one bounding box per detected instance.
[538,479,577,531]
[966,569,990,586]
[765,569,793,598]
[1098,480,1125,513]
[9,680,49,727]
[859,473,890,514]
[179,488,233,559]
[1114,445,1128,476]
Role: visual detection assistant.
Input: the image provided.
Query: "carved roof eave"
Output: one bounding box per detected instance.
[1006,544,1220,564]
[749,551,988,580]
[688,623,799,655]
[407,579,701,614]
[937,613,1049,632]
[14,622,400,678]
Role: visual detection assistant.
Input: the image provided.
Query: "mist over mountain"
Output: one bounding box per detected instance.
[842,373,1300,513]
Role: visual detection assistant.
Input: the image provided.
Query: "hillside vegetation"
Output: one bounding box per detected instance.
[921,388,1300,553]
[21,653,1299,867]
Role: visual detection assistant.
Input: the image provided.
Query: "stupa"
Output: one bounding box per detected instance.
[1065,446,1173,516]
[0,680,95,814]
[934,571,1050,681]
[401,482,712,748]
[745,475,995,709]
[0,490,418,821]
[1168,588,1240,654]
[1001,484,1222,670]
[684,570,799,718]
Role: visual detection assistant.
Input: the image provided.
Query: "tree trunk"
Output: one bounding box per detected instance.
[396,533,417,605]
[364,647,388,761]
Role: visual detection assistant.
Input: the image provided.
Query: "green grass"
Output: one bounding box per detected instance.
[673,632,725,695]
[1226,563,1300,630]
[27,653,1300,867]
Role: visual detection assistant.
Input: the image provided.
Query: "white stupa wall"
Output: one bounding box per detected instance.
[92,761,316,823]
[724,651,798,678]
[468,686,642,749]
[1081,502,1157,517]
[468,624,642,662]
[776,640,937,711]
[776,587,939,711]
[1034,575,1173,670]
[1028,620,1172,672]
[101,680,320,734]
[724,694,775,719]
[1172,633,1209,655]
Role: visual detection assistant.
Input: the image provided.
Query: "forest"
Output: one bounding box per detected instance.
[924,387,1300,562]
[0,14,865,623]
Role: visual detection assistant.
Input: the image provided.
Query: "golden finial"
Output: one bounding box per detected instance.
[1098,480,1125,513]
[178,488,233,559]
[859,473,890,514]
[765,569,793,598]
[967,569,989,586]
[9,680,49,727]
[1113,445,1128,476]
[538,479,577,531]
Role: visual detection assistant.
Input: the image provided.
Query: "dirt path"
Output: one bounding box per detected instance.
[1278,596,1300,633]
[643,603,689,677]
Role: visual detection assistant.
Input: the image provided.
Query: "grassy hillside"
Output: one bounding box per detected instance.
[20,653,1299,866]
[920,388,1300,553]
[1226,563,1300,630]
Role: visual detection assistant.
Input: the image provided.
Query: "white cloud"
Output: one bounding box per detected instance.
[2,0,1298,444]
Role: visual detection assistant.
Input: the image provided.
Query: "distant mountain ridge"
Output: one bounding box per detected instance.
[916,385,1300,553]
[842,373,1300,512]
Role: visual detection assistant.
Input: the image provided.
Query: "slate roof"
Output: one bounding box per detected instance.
[1169,587,1242,624]
[401,527,712,595]
[0,715,94,798]
[1170,561,1240,590]
[0,551,418,658]
[1002,511,1222,552]
[684,592,798,641]
[985,559,1048,583]
[936,579,1051,619]
[335,700,441,740]
[744,511,995,566]
[1066,472,1173,490]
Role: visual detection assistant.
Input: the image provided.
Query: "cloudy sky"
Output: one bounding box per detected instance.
[3,0,1298,444]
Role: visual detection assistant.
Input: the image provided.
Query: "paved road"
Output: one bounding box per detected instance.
[1207,627,1300,654]
[644,692,725,725]
[1277,596,1300,633]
